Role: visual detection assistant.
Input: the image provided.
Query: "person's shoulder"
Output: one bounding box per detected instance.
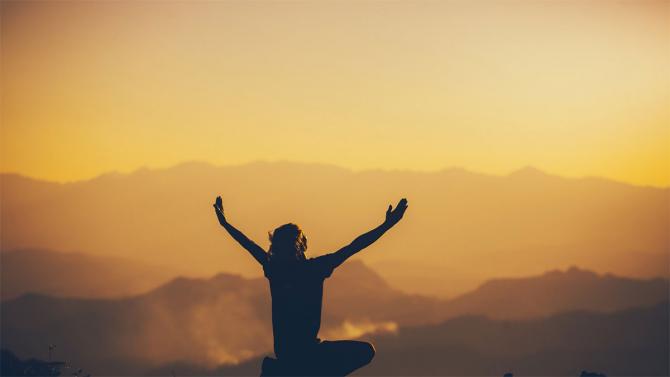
[305,257,321,269]
[306,254,336,278]
[307,254,332,265]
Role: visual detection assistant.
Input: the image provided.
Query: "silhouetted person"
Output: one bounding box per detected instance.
[213,196,408,376]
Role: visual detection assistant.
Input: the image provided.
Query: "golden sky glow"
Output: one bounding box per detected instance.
[2,1,668,185]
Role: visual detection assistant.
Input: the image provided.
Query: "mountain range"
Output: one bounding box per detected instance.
[1,249,176,300]
[206,302,668,377]
[1,251,667,375]
[2,161,668,296]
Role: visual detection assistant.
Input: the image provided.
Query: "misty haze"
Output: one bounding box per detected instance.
[2,0,668,375]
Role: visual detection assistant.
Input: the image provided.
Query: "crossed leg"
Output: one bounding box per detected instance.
[261,340,375,377]
[309,340,376,376]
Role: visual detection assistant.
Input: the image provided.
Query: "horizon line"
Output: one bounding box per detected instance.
[1,159,668,190]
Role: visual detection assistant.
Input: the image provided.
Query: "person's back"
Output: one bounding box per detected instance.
[212,196,408,376]
[263,255,334,360]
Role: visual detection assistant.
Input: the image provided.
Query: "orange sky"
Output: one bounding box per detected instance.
[1,1,668,186]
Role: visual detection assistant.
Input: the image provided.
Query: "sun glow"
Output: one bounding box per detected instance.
[2,1,668,186]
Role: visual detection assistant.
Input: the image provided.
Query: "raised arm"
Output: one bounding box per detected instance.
[213,196,267,265]
[327,198,408,269]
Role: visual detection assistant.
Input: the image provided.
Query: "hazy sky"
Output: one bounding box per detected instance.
[2,1,668,185]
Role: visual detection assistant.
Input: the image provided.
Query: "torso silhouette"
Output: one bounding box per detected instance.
[262,254,335,360]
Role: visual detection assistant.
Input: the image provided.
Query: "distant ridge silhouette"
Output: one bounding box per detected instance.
[2,262,666,375]
[0,248,175,300]
[2,161,667,298]
[205,302,667,376]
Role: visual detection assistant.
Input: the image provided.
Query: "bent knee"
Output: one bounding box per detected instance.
[360,342,375,364]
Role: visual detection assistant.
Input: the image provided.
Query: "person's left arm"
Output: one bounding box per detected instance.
[324,198,408,270]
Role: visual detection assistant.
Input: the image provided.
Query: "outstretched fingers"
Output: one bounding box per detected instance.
[384,198,408,225]
[213,196,226,220]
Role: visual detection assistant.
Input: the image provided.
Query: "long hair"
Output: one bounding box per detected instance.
[268,223,307,262]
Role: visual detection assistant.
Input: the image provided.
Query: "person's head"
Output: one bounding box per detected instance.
[268,223,307,262]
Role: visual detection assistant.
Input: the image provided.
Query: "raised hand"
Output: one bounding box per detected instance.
[213,196,226,225]
[327,197,409,269]
[385,198,408,226]
[212,196,267,265]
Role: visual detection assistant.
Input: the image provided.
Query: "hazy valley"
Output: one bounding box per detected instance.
[1,249,667,375]
[2,161,668,297]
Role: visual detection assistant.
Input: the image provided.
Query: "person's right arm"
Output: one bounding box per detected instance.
[213,196,267,265]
